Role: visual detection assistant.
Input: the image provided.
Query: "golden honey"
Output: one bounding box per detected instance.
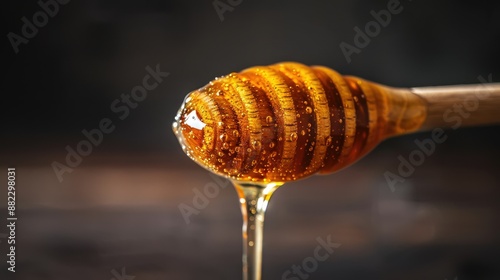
[173,62,427,182]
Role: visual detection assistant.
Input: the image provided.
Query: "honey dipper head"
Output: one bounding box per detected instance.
[173,62,428,183]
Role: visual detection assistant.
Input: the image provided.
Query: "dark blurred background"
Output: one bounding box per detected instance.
[2,0,500,279]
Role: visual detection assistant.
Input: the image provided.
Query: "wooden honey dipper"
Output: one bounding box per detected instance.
[173,62,500,183]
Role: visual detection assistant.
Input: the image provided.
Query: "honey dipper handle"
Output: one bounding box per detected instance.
[412,83,500,131]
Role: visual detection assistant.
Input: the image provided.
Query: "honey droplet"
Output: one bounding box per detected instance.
[251,140,262,150]
[174,61,428,186]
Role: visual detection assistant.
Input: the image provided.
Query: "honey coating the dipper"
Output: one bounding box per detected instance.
[173,62,427,182]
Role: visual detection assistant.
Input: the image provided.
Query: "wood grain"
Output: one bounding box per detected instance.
[412,83,500,131]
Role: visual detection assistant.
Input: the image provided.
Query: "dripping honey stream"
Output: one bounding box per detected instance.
[232,181,282,280]
[173,62,500,280]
